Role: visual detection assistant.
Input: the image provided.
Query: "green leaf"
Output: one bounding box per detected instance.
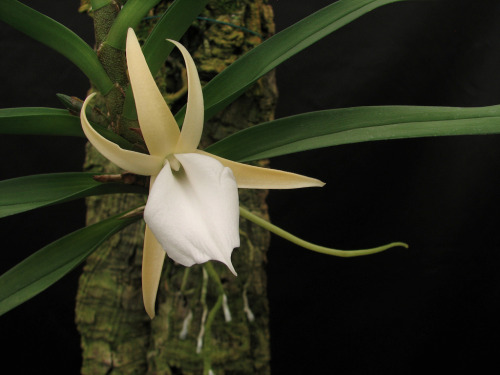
[142,0,210,76]
[91,0,112,11]
[0,172,147,218]
[122,0,209,119]
[0,211,141,316]
[206,105,500,162]
[0,0,114,94]
[0,107,135,150]
[0,108,84,137]
[105,0,163,50]
[175,0,406,123]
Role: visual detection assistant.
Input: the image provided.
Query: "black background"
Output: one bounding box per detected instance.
[2,1,500,373]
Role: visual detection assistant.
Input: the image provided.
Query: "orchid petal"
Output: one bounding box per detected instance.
[168,39,204,153]
[80,93,163,175]
[144,153,239,275]
[142,224,166,319]
[197,150,325,189]
[126,28,179,157]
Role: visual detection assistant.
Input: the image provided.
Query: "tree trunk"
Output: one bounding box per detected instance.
[75,1,277,374]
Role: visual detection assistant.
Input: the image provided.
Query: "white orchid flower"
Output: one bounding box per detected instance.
[80,28,324,318]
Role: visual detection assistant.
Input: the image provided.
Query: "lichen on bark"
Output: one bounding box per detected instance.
[75,1,277,374]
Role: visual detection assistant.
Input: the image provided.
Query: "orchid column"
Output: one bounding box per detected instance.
[76,1,278,374]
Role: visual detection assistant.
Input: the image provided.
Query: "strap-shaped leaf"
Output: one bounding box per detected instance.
[90,0,112,11]
[175,0,406,123]
[142,0,210,76]
[0,0,113,94]
[0,211,141,316]
[105,0,163,50]
[0,107,134,149]
[206,105,500,162]
[0,172,147,218]
[0,108,84,137]
[122,0,209,119]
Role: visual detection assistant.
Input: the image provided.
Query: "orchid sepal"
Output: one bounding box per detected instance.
[167,39,204,153]
[142,224,166,319]
[80,93,163,176]
[126,28,180,157]
[198,150,325,189]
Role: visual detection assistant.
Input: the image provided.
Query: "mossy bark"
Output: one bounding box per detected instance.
[75,1,277,374]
